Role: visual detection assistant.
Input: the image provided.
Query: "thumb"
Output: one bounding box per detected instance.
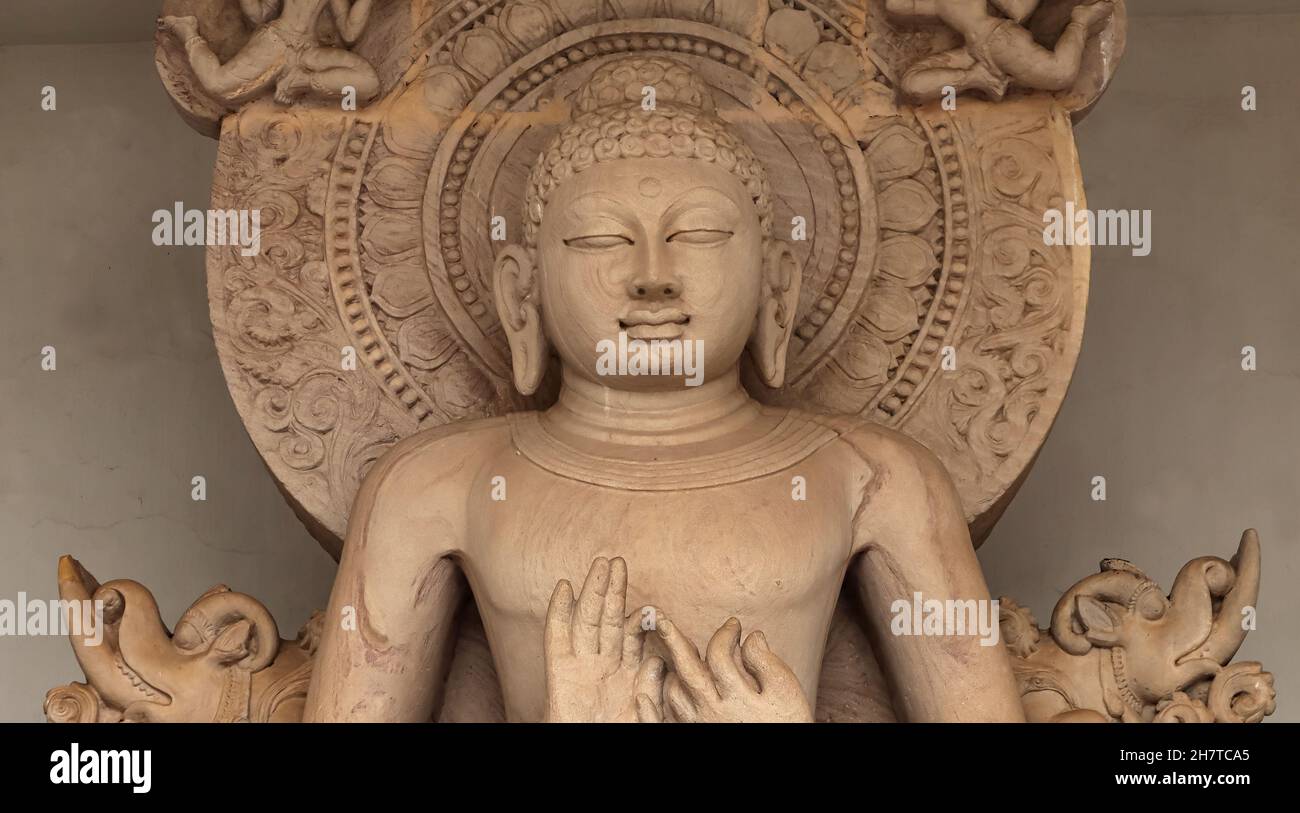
[740,630,791,692]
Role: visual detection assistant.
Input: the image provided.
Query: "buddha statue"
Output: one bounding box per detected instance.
[43,1,1275,730]
[303,56,1025,723]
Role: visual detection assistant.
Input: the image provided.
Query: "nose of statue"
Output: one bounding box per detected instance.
[626,256,682,301]
[627,278,681,300]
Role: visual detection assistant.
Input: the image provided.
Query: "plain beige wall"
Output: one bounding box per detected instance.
[0,12,1295,722]
[0,42,339,722]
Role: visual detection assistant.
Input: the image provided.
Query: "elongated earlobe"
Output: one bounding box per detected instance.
[492,245,548,396]
[748,241,802,388]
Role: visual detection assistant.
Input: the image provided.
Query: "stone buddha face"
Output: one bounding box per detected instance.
[493,56,801,397]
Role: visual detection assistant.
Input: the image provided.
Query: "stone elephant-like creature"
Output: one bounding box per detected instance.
[43,556,317,723]
[1001,530,1276,723]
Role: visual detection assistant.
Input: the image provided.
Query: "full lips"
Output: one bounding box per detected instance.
[620,309,689,340]
[625,323,686,340]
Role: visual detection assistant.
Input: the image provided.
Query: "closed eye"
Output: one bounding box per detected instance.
[667,229,733,246]
[564,234,634,250]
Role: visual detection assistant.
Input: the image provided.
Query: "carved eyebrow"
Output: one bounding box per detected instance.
[568,194,637,222]
[661,187,742,226]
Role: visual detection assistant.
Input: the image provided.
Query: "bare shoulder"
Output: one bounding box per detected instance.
[793,410,948,485]
[839,418,947,479]
[348,415,514,556]
[792,411,961,551]
[365,415,514,496]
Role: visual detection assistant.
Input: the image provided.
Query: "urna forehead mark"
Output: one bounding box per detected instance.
[638,177,662,198]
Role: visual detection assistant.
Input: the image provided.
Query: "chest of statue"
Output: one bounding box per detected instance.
[460,436,855,631]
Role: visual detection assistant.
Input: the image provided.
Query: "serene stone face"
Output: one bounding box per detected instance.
[535,157,765,390]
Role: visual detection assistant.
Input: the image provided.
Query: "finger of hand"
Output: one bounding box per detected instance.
[634,655,666,703]
[599,557,628,659]
[732,629,760,693]
[636,694,663,724]
[621,608,648,665]
[705,617,748,699]
[544,579,575,658]
[665,673,697,723]
[573,557,610,655]
[656,617,717,701]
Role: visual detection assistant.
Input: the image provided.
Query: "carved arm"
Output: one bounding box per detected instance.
[847,427,1026,722]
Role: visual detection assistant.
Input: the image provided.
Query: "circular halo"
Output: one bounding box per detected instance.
[206,2,1089,553]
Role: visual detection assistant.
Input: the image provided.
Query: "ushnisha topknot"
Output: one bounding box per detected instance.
[523,56,774,247]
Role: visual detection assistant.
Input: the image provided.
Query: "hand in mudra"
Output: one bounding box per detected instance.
[542,557,665,722]
[642,611,814,723]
